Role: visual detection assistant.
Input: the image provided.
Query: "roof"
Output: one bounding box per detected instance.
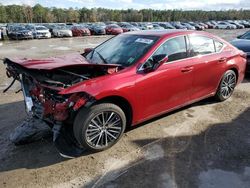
[125,29,196,37]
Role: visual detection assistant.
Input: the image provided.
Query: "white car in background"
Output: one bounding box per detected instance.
[215,21,237,29]
[34,26,51,39]
[52,26,73,37]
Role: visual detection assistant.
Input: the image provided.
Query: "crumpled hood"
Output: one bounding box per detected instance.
[6,53,120,70]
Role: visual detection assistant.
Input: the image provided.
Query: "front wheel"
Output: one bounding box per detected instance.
[215,70,237,101]
[73,103,126,151]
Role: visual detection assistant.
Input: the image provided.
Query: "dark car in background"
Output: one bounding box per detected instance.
[89,24,106,35]
[231,30,250,73]
[152,24,165,30]
[181,23,196,30]
[171,22,187,29]
[8,26,33,40]
[189,22,205,30]
[158,22,176,29]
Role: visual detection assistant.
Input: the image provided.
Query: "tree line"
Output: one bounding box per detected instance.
[0,4,249,23]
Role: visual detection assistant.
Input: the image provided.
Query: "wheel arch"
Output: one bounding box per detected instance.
[93,95,133,128]
[229,67,239,82]
[215,66,239,94]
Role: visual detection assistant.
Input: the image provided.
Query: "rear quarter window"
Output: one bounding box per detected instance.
[214,40,224,52]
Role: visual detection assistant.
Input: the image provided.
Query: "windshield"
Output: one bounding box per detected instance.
[36,26,47,30]
[14,27,26,31]
[56,26,68,30]
[110,24,120,28]
[240,32,250,40]
[85,34,159,67]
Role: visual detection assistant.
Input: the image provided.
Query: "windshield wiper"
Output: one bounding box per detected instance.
[94,50,108,64]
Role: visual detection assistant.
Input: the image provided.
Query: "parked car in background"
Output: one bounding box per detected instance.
[119,23,140,32]
[158,22,176,29]
[197,22,208,29]
[130,22,139,27]
[231,30,250,73]
[171,22,187,29]
[71,25,91,36]
[215,22,237,29]
[33,25,51,39]
[238,20,250,28]
[189,22,205,30]
[227,20,245,29]
[105,24,123,35]
[205,22,216,29]
[181,23,195,30]
[137,23,148,30]
[152,24,165,30]
[8,26,33,40]
[3,30,246,157]
[52,26,73,37]
[89,24,106,35]
[43,24,57,34]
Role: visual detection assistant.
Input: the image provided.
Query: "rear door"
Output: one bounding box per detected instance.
[187,34,226,100]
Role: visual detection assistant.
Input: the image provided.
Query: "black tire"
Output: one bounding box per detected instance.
[215,70,237,101]
[73,103,126,151]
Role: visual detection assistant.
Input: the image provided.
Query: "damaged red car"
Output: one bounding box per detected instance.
[3,30,246,157]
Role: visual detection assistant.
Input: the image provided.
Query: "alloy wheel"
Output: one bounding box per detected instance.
[85,111,123,149]
[220,72,236,98]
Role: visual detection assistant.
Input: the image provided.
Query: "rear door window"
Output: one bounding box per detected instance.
[188,35,216,57]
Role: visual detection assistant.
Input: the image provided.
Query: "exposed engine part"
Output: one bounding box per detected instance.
[58,69,90,80]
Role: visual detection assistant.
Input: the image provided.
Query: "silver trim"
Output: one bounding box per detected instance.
[85,111,123,149]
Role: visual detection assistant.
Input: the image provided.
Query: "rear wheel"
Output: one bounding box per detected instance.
[215,70,237,101]
[73,103,126,151]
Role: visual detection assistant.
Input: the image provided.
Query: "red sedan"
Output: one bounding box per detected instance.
[3,30,246,156]
[105,24,123,35]
[71,25,91,36]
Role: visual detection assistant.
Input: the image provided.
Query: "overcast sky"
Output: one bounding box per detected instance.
[0,0,249,10]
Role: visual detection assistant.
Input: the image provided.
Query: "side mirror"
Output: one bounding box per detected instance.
[84,48,93,54]
[140,54,168,73]
[152,54,168,64]
[237,35,242,39]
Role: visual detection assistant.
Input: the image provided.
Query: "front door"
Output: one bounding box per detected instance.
[135,35,194,122]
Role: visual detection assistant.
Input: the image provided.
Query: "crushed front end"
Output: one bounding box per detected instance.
[3,54,121,157]
[4,59,94,125]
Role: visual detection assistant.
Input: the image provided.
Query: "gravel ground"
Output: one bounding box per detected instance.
[0,29,249,188]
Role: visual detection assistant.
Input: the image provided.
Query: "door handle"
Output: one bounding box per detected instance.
[218,57,227,63]
[181,66,194,73]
